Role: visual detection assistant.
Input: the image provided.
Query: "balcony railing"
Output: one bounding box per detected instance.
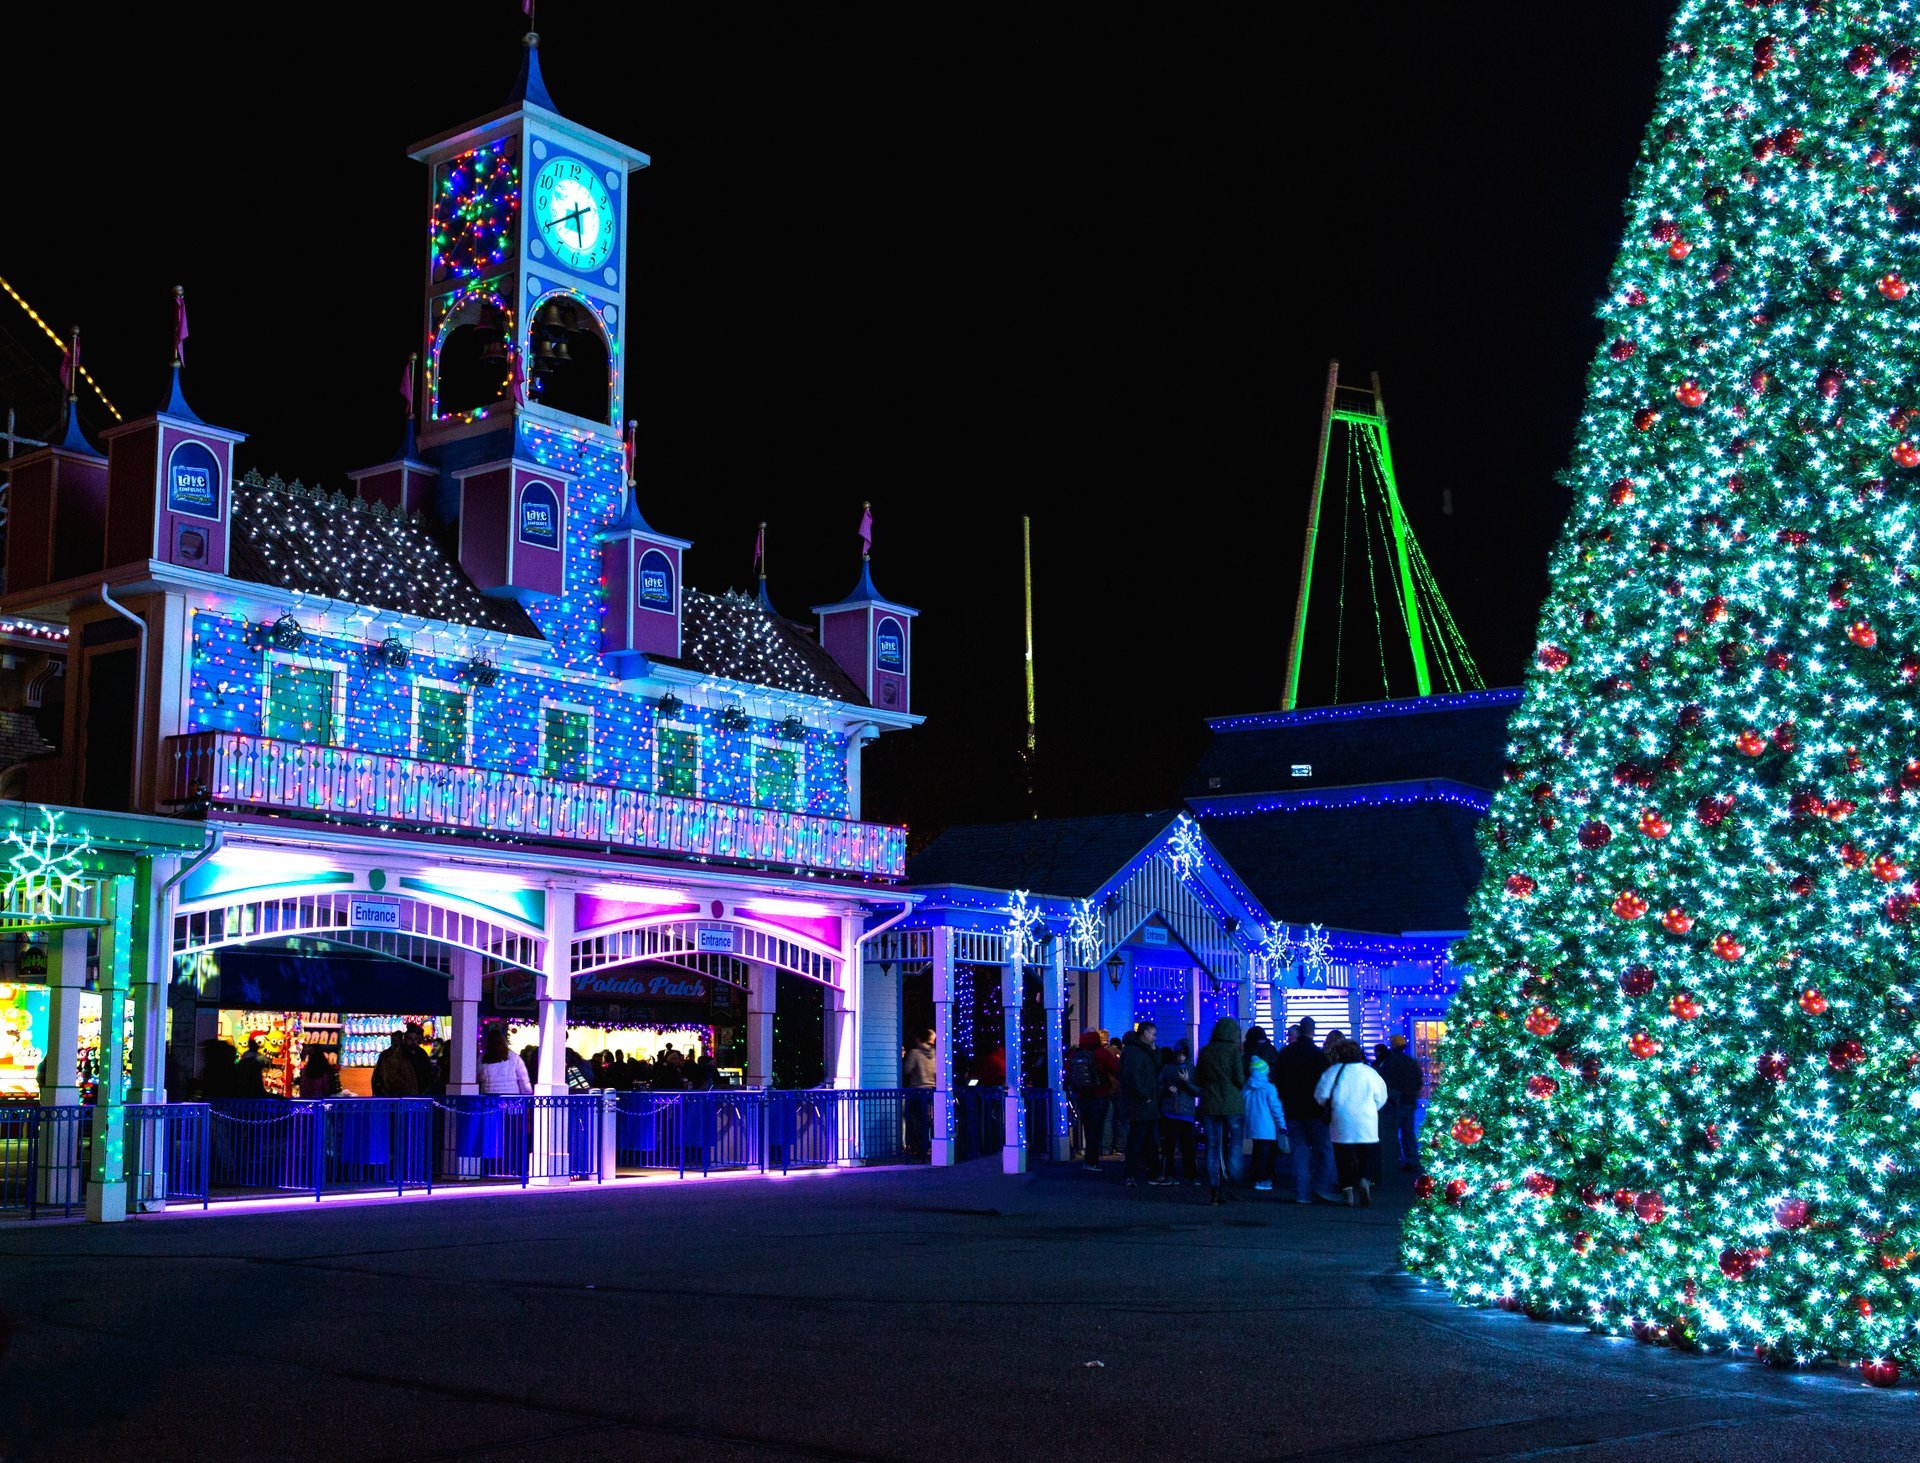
[167,731,907,879]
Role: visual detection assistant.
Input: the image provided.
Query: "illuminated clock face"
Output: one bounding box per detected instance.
[533,158,616,272]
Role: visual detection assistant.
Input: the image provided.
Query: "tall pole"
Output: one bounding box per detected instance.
[1371,372,1433,698]
[1281,360,1342,710]
[1022,514,1037,819]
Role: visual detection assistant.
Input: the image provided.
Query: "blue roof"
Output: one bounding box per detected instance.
[908,811,1182,899]
[55,401,101,458]
[1184,690,1519,800]
[161,366,206,426]
[512,34,558,112]
[1198,800,1484,936]
[814,559,910,614]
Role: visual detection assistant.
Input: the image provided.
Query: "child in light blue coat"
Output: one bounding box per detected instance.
[1244,1056,1287,1192]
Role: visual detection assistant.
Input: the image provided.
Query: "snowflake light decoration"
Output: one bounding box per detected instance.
[1004,889,1048,969]
[3,807,91,915]
[1167,816,1203,879]
[1254,923,1296,983]
[1301,922,1331,978]
[1068,897,1103,969]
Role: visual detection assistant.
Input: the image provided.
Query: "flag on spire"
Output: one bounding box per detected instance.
[623,419,637,484]
[400,354,416,420]
[172,286,189,365]
[510,349,527,408]
[754,522,766,578]
[57,331,77,399]
[857,502,873,559]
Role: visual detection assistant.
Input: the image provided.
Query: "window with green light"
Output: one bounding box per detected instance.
[416,684,470,765]
[754,743,804,812]
[657,724,701,798]
[543,706,592,781]
[265,662,338,745]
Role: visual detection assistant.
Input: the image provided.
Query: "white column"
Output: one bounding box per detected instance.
[1188,965,1203,1060]
[89,876,133,1222]
[827,913,860,1089]
[42,927,87,1104]
[1001,960,1026,1175]
[40,925,88,1209]
[449,948,482,1096]
[1045,939,1068,1161]
[746,963,776,1089]
[930,926,955,1166]
[531,887,574,1186]
[127,855,170,1107]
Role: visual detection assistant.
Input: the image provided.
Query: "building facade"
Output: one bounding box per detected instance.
[0,36,921,1181]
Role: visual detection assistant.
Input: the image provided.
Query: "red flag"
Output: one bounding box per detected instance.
[400,356,415,419]
[857,503,873,558]
[623,419,637,483]
[172,287,189,365]
[754,523,766,576]
[57,336,76,396]
[510,350,527,408]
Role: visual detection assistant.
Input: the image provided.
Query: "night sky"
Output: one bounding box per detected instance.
[4,5,1674,837]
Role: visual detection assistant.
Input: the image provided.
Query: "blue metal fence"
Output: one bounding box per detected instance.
[0,1104,92,1219]
[5,1088,1022,1218]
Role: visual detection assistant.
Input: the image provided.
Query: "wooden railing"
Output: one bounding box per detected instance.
[167,731,907,879]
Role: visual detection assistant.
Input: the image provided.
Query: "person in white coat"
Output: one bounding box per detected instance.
[478,1023,532,1095]
[1312,1038,1389,1206]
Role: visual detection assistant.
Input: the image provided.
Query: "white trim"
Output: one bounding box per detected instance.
[653,718,703,798]
[539,698,595,779]
[411,677,474,765]
[749,734,806,813]
[263,650,349,746]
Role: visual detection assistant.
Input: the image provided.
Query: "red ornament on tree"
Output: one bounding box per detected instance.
[1443,1178,1469,1206]
[1880,271,1910,300]
[1618,964,1656,997]
[1637,810,1671,837]
[1524,1007,1560,1037]
[1799,987,1828,1015]
[1413,1174,1436,1200]
[1669,991,1701,1020]
[1674,378,1707,408]
[1525,1074,1559,1099]
[1891,442,1920,470]
[1719,1248,1761,1281]
[1711,932,1745,962]
[1609,339,1638,362]
[1735,729,1766,757]
[1775,1196,1811,1229]
[1451,1116,1486,1146]
[1758,1052,1789,1082]
[1608,478,1636,506]
[1613,890,1650,920]
[1872,854,1905,882]
[1505,873,1537,897]
[1634,1191,1666,1223]
[1862,1359,1901,1388]
[1633,407,1659,432]
[1828,1037,1866,1072]
[1847,43,1879,77]
[1626,1030,1660,1060]
[1577,820,1612,850]
[1848,619,1880,646]
[1662,907,1694,935]
[1523,1172,1558,1197]
[1537,644,1570,672]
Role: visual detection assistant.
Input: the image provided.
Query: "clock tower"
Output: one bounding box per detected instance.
[402,29,650,629]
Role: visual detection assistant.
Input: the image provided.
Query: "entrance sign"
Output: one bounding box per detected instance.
[696,927,737,954]
[347,898,402,931]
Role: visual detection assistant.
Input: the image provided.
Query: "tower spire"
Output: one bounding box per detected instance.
[511,24,557,112]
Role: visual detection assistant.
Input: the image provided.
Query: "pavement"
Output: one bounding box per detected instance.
[0,1159,1913,1462]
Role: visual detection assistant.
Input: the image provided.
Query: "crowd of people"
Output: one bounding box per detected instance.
[192,1025,731,1100]
[1068,1014,1425,1206]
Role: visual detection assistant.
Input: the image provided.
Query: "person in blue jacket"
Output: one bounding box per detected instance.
[1243,1055,1286,1192]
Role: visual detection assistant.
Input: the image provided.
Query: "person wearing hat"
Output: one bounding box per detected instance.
[1380,1034,1426,1171]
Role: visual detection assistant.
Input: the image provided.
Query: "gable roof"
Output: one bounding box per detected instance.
[1198,799,1484,936]
[229,472,541,638]
[1185,689,1520,802]
[907,811,1182,899]
[667,588,869,704]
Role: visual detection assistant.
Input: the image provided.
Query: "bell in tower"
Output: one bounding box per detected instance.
[526,294,610,422]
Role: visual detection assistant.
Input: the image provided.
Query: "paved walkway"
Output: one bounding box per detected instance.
[0,1161,1910,1461]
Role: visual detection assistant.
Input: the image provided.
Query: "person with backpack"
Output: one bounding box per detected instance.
[1156,1042,1201,1186]
[1118,1021,1161,1187]
[1067,1031,1110,1170]
[1272,1017,1340,1205]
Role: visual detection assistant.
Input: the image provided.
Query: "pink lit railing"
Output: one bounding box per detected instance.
[168,731,907,879]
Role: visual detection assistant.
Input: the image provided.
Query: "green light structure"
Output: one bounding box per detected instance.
[1280,360,1481,709]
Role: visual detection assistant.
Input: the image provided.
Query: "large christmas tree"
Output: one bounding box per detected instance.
[1403,3,1920,1385]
